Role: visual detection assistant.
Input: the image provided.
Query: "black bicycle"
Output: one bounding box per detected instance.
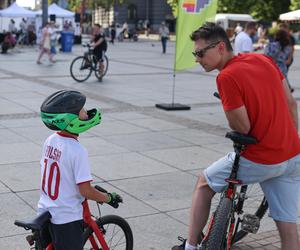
[70,44,109,82]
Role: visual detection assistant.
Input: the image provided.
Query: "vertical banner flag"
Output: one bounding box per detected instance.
[175,0,218,71]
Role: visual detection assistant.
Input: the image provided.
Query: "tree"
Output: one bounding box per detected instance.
[167,0,178,18]
[218,0,290,22]
[290,0,300,10]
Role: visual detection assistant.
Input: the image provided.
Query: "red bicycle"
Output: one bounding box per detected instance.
[14,185,133,250]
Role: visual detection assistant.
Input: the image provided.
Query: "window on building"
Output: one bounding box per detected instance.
[127,4,137,20]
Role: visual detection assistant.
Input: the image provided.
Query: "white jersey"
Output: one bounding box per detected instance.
[38,132,93,224]
[234,31,253,54]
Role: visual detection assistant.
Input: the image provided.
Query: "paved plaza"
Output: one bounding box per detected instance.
[0,39,300,249]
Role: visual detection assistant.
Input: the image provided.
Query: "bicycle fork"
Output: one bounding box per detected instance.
[82,200,109,250]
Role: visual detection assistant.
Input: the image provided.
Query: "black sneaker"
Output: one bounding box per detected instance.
[171,236,186,250]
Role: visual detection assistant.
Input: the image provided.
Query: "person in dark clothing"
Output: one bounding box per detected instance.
[110,22,116,44]
[279,23,295,72]
[1,32,16,54]
[91,24,107,82]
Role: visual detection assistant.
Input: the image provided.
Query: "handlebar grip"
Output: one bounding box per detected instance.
[213,92,221,99]
[95,185,108,193]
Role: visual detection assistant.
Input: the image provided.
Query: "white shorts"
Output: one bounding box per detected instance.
[204,152,300,223]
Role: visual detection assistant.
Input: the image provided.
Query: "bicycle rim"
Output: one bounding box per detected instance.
[94,55,109,80]
[82,215,133,250]
[70,56,92,82]
[233,184,268,243]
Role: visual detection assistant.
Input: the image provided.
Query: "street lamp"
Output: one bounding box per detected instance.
[42,0,48,27]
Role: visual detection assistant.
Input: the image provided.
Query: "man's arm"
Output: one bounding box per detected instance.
[282,79,298,129]
[225,105,251,134]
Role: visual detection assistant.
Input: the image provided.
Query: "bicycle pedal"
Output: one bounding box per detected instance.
[241,214,260,233]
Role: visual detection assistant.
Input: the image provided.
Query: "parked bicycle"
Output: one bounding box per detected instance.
[14,185,133,250]
[70,44,109,83]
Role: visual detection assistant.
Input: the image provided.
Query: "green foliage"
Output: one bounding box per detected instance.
[267,26,279,39]
[290,0,300,10]
[167,0,178,18]
[218,0,291,22]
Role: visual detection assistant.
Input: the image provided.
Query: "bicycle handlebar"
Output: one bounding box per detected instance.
[95,185,108,193]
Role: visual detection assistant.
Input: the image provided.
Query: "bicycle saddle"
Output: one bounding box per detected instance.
[14,211,51,231]
[225,131,257,145]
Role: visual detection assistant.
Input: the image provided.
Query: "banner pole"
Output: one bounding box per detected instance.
[155,1,191,111]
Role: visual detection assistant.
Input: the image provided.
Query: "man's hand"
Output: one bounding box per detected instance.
[106,192,123,208]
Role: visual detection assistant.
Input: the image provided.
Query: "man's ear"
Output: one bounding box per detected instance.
[218,42,225,54]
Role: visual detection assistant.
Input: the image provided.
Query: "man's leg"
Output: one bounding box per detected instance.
[275,221,300,250]
[187,174,215,246]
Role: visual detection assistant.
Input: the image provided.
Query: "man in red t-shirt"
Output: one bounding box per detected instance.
[172,22,300,250]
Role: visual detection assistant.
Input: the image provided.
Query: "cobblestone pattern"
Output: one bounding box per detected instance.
[233,224,300,249]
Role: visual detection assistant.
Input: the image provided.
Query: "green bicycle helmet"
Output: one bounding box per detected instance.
[40,90,101,134]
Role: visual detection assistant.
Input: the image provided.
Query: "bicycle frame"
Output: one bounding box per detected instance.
[82,200,110,250]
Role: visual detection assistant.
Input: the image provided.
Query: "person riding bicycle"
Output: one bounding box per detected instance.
[38,90,122,250]
[91,24,107,82]
[172,22,300,250]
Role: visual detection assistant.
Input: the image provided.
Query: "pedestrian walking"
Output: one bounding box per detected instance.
[159,21,170,54]
[36,22,55,64]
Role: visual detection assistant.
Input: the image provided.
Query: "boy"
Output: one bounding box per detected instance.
[39,90,121,250]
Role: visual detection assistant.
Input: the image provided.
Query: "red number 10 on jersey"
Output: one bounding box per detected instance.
[42,159,61,200]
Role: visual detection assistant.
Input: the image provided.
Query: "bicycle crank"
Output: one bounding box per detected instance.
[241,214,260,233]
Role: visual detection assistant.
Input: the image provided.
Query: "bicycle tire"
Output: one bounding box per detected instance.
[233,197,268,243]
[202,197,232,250]
[94,55,109,80]
[70,56,92,82]
[82,215,133,250]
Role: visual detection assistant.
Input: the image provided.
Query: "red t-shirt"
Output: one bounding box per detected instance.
[217,53,300,164]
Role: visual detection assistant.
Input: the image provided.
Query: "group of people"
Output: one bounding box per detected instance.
[32,19,300,250]
[233,21,296,92]
[1,18,36,53]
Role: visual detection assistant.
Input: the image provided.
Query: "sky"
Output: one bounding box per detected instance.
[16,0,36,9]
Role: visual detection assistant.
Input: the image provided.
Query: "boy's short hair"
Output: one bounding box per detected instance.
[190,22,233,51]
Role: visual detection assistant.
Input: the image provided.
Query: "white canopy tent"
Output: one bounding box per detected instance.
[279,9,300,21]
[0,2,36,17]
[35,3,75,32]
[0,2,36,32]
[35,3,75,18]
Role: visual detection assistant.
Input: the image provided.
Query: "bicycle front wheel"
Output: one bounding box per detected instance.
[70,56,92,82]
[201,197,232,250]
[83,215,133,250]
[94,55,109,80]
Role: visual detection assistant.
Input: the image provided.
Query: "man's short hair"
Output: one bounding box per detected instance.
[279,22,289,30]
[190,22,233,52]
[245,22,257,31]
[94,23,101,28]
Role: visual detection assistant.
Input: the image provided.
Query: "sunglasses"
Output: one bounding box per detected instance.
[192,41,221,58]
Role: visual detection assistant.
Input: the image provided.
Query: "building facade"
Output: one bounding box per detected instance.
[93,0,175,33]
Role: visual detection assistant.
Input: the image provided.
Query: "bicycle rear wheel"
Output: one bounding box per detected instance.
[82,215,133,250]
[94,55,109,80]
[70,56,92,82]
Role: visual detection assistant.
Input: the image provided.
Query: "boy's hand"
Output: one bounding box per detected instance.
[106,192,123,208]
